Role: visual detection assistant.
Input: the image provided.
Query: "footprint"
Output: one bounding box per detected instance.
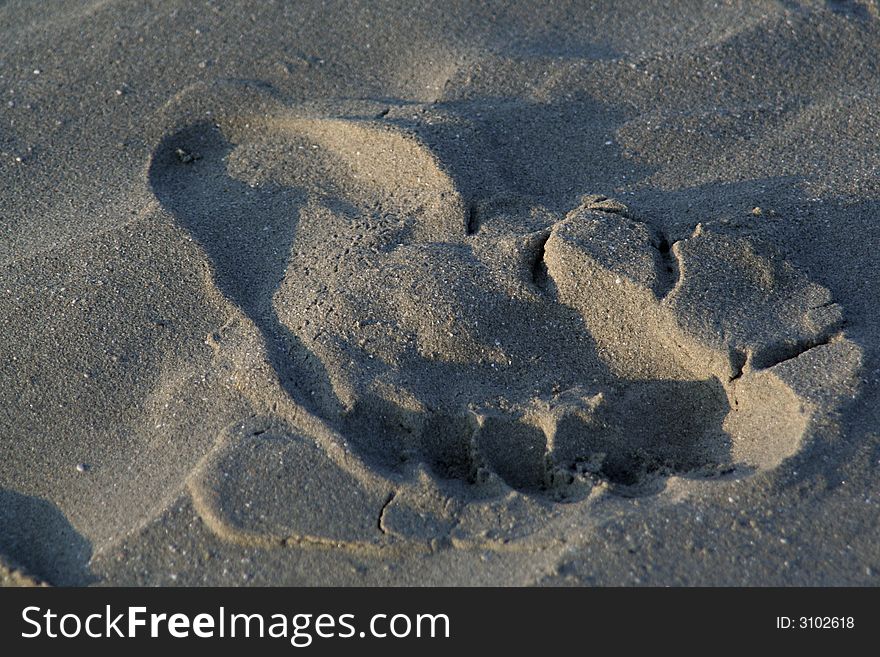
[543,206,858,474]
[188,417,392,548]
[147,80,861,549]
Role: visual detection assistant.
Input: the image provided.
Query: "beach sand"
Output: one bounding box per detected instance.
[1,0,878,585]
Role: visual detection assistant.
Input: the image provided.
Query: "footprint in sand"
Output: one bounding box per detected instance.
[146,79,860,549]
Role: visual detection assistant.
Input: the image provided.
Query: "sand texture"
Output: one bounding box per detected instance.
[1,0,879,585]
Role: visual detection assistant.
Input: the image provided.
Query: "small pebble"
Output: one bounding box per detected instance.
[75,463,89,473]
[175,147,200,163]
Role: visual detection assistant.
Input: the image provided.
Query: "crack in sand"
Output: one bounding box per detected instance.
[377,492,395,535]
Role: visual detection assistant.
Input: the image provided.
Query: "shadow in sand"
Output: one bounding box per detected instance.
[145,90,862,499]
[0,489,96,586]
[148,122,339,417]
[384,92,651,217]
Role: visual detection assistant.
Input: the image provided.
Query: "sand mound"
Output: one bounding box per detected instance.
[140,80,861,549]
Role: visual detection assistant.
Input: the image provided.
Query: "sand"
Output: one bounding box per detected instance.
[1,0,878,586]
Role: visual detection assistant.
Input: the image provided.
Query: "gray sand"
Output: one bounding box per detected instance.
[1,0,878,586]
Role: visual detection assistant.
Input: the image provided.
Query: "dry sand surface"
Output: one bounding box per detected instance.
[1,0,879,586]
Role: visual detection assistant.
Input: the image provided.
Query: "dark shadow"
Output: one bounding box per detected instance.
[825,0,874,20]
[148,122,339,417]
[0,489,96,586]
[553,377,732,487]
[386,92,651,219]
